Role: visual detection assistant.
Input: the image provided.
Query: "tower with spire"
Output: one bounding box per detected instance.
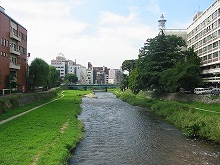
[158,14,167,30]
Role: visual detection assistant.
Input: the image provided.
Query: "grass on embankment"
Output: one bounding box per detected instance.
[0,90,90,165]
[0,92,61,122]
[112,89,220,143]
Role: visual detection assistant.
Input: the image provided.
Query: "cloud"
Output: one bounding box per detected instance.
[1,0,158,69]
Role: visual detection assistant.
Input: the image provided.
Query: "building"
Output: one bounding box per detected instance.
[85,62,93,84]
[0,6,28,93]
[108,69,121,84]
[93,66,109,84]
[51,54,87,84]
[187,0,220,87]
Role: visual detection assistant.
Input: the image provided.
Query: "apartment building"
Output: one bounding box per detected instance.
[51,54,87,84]
[0,6,28,93]
[108,69,121,84]
[85,62,93,84]
[93,66,109,84]
[187,0,220,87]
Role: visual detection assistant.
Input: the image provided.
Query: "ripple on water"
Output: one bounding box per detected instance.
[69,92,220,165]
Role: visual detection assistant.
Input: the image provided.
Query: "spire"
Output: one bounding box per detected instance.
[158,14,167,30]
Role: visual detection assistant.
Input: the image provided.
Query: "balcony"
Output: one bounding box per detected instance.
[10,32,21,42]
[202,68,220,74]
[10,47,20,56]
[203,76,220,83]
[9,62,20,70]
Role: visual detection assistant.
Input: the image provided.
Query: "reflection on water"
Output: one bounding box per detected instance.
[68,92,220,165]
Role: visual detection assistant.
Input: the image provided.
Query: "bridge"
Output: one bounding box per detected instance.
[67,84,119,91]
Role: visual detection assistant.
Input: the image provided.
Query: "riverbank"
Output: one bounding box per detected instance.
[111,89,220,143]
[0,90,90,165]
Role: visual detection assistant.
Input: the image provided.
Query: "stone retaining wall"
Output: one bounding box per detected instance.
[142,91,220,104]
[0,90,58,114]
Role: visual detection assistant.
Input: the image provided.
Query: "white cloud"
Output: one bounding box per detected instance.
[1,0,158,69]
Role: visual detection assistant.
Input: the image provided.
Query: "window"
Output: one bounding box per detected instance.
[208,44,212,50]
[213,52,218,58]
[6,40,9,47]
[213,41,218,48]
[212,10,217,19]
[1,38,3,46]
[208,54,212,59]
[213,31,217,38]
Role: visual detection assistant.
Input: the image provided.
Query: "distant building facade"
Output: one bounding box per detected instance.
[93,66,109,84]
[0,6,28,93]
[85,62,93,84]
[187,0,220,87]
[51,54,87,84]
[108,69,121,84]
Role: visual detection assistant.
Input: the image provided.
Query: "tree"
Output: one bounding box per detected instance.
[64,74,78,84]
[128,68,141,94]
[122,59,136,74]
[29,58,49,90]
[47,66,60,89]
[119,74,129,91]
[161,48,203,92]
[137,33,186,91]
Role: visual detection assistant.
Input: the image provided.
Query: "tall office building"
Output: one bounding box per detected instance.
[187,0,220,87]
[0,6,28,93]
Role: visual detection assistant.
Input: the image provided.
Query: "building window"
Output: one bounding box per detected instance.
[213,52,218,58]
[213,41,218,48]
[1,38,3,46]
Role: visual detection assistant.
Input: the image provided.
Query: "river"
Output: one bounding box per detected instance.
[68,92,220,165]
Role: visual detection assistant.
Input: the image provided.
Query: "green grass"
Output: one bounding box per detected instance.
[0,90,90,165]
[186,102,220,113]
[0,92,61,122]
[115,89,220,143]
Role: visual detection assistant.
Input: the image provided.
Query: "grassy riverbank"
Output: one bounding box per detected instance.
[0,90,90,165]
[111,89,220,143]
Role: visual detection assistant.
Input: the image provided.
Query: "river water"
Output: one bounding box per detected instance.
[68,92,220,165]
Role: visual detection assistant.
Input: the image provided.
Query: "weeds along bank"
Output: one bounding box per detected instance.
[0,90,90,165]
[113,89,220,144]
[0,88,60,114]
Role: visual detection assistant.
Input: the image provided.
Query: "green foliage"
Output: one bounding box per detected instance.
[137,33,186,90]
[128,68,141,94]
[160,47,203,92]
[121,59,136,74]
[0,90,58,115]
[47,66,60,88]
[117,90,220,143]
[119,89,157,107]
[0,90,90,165]
[64,73,78,84]
[29,58,49,89]
[119,74,129,91]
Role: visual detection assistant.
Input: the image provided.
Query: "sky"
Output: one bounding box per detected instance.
[1,0,215,69]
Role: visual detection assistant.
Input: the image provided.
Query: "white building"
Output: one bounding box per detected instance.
[187,0,220,87]
[51,53,87,84]
[108,69,121,84]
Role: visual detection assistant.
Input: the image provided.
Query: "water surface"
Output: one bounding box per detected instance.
[69,92,220,165]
